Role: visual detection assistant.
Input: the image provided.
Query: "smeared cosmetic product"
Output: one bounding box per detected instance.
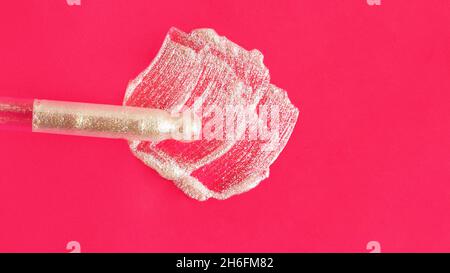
[0,27,298,201]
[124,28,299,200]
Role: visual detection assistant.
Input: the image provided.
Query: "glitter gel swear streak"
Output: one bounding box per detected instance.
[0,27,299,201]
[125,28,299,201]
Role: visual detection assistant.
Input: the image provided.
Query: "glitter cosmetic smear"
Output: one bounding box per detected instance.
[125,28,299,201]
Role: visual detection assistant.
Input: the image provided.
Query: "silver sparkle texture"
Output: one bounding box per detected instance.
[125,28,299,201]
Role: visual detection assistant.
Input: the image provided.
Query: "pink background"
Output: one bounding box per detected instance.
[0,0,449,252]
